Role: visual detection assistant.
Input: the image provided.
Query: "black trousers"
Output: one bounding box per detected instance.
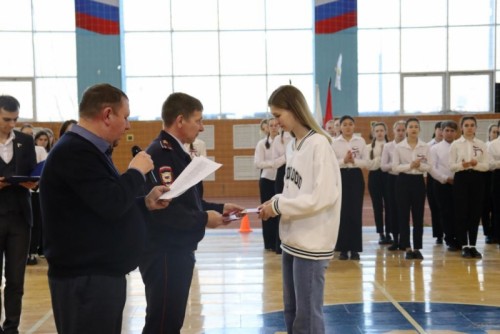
[335,168,364,252]
[139,248,196,334]
[492,170,500,241]
[396,174,425,250]
[259,177,279,250]
[427,175,443,239]
[433,181,457,246]
[481,171,494,237]
[49,275,126,334]
[274,165,286,252]
[454,170,485,247]
[368,169,390,235]
[0,212,30,334]
[386,174,399,244]
[29,192,41,255]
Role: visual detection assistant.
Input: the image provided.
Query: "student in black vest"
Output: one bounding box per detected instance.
[0,95,37,334]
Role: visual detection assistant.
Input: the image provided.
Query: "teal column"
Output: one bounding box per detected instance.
[74,0,122,99]
[315,0,358,119]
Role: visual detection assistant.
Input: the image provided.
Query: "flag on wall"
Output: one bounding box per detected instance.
[323,78,333,126]
[315,0,357,34]
[75,0,120,35]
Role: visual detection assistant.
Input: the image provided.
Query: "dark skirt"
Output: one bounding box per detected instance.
[335,168,365,252]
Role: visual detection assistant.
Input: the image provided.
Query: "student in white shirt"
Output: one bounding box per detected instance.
[392,118,431,260]
[269,129,293,254]
[367,122,391,245]
[488,120,500,246]
[382,120,406,251]
[184,137,207,159]
[427,122,444,245]
[254,118,280,252]
[332,115,368,261]
[429,121,459,251]
[450,116,489,259]
[272,129,292,194]
[258,85,341,334]
[482,123,499,244]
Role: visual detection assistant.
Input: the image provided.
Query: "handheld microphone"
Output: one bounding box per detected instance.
[131,145,158,184]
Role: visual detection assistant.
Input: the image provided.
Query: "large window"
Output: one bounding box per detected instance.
[358,0,497,114]
[122,0,314,120]
[0,0,78,122]
[3,0,500,120]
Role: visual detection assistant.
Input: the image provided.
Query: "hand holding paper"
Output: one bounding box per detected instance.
[159,156,222,200]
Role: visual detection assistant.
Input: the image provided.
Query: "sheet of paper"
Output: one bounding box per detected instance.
[160,155,222,200]
[242,208,260,214]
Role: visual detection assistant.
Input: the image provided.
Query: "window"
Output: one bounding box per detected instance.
[0,0,77,121]
[359,0,497,114]
[123,0,314,120]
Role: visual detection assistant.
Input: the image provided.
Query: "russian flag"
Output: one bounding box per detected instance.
[315,0,357,34]
[75,0,120,35]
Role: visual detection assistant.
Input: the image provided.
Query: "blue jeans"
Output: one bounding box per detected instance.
[282,251,329,334]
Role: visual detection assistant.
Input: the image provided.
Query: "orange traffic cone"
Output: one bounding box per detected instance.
[239,215,252,233]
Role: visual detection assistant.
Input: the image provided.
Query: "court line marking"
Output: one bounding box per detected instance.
[26,309,53,334]
[355,261,428,334]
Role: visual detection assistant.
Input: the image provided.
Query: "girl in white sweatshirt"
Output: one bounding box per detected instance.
[258,85,341,334]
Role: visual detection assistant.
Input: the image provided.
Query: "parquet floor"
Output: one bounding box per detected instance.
[16,196,500,333]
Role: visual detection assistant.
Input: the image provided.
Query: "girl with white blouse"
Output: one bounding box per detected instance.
[488,120,500,246]
[450,116,489,259]
[381,120,406,251]
[481,123,499,244]
[392,118,431,260]
[332,115,368,260]
[254,118,280,251]
[367,122,391,245]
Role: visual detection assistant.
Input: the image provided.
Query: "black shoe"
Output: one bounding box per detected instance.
[461,247,472,258]
[350,252,360,260]
[436,237,443,245]
[384,235,393,244]
[26,256,37,266]
[469,247,482,259]
[378,234,386,245]
[338,252,348,260]
[388,244,400,251]
[413,250,424,260]
[447,244,460,252]
[405,251,415,260]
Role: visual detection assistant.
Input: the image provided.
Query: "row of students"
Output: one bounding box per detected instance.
[328,116,497,261]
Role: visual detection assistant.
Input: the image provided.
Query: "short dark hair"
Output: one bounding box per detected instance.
[405,117,420,128]
[79,83,128,119]
[460,116,477,127]
[0,95,20,112]
[339,115,355,125]
[440,120,458,131]
[161,92,203,126]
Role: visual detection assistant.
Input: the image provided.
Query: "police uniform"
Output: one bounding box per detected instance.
[139,130,224,334]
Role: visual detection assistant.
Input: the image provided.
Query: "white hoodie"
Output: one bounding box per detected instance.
[271,130,341,260]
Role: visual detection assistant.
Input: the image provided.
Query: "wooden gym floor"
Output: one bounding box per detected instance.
[17,196,500,333]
